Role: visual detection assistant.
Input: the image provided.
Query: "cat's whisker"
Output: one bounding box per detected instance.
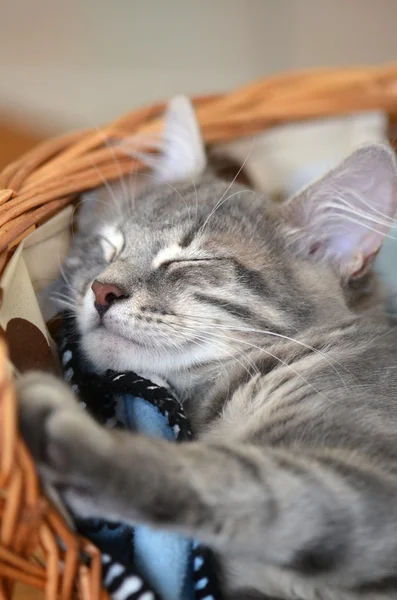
[191,178,199,222]
[50,299,75,310]
[327,195,397,228]
[181,330,258,379]
[210,331,330,399]
[58,258,75,292]
[172,313,353,386]
[120,133,163,152]
[216,324,354,383]
[69,191,121,240]
[50,286,76,302]
[127,170,192,217]
[325,213,397,242]
[50,297,75,312]
[55,312,76,320]
[50,290,74,302]
[197,188,257,240]
[117,134,164,216]
[176,322,329,399]
[315,200,397,232]
[89,125,130,207]
[196,142,255,237]
[86,158,124,220]
[127,145,142,215]
[170,315,305,379]
[149,127,204,222]
[334,184,397,224]
[165,321,259,378]
[166,328,240,392]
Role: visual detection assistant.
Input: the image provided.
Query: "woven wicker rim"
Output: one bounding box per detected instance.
[2,63,397,599]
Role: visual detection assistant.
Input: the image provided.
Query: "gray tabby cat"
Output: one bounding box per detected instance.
[17,97,397,600]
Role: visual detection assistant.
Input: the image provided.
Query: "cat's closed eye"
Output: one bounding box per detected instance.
[160,257,229,270]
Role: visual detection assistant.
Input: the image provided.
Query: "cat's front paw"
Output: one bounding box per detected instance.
[17,372,114,517]
[17,372,79,464]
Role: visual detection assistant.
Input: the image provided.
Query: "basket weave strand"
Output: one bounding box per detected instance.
[1,63,397,599]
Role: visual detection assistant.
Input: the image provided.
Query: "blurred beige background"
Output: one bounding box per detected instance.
[2,0,397,137]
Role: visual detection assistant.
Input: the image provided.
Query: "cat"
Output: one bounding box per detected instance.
[17,96,397,600]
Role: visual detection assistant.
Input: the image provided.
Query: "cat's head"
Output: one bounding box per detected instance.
[56,97,397,384]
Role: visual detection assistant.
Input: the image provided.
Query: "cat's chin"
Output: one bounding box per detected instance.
[79,326,203,379]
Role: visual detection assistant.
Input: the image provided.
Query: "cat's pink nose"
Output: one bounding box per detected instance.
[91,280,126,317]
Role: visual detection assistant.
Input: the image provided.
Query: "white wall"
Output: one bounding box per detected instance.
[1,0,397,133]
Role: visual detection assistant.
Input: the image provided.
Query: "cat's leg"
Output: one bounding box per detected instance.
[17,372,397,589]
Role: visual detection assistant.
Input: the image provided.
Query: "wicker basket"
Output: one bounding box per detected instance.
[2,63,397,600]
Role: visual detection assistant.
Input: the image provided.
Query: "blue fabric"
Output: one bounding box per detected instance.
[123,396,175,441]
[70,358,196,599]
[121,395,193,600]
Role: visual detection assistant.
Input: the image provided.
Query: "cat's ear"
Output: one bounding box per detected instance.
[152,95,206,183]
[281,144,397,278]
